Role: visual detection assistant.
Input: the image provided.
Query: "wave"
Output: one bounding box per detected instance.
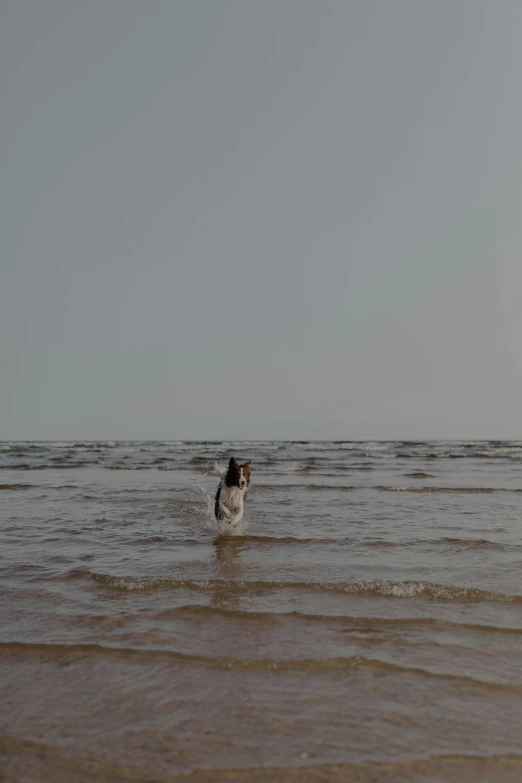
[436,536,508,551]
[253,483,355,492]
[0,737,520,783]
[3,439,522,477]
[0,641,518,690]
[377,485,497,493]
[90,573,521,602]
[355,537,509,550]
[353,537,512,552]
[157,464,198,471]
[220,534,355,545]
[0,463,79,470]
[0,483,33,490]
[169,604,522,634]
[103,465,152,470]
[28,533,509,552]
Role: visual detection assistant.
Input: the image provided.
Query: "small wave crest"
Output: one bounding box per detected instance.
[1,641,518,691]
[169,604,522,635]
[377,486,496,493]
[89,574,520,603]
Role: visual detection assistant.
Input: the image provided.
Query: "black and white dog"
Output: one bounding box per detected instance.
[215,458,251,527]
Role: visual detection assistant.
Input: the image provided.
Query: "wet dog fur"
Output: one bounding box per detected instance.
[214,458,251,527]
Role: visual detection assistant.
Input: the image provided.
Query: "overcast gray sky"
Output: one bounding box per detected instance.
[1,1,522,440]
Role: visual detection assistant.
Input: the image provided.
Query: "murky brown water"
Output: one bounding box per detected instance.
[1,441,522,781]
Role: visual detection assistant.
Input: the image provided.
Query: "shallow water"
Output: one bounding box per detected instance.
[1,440,522,782]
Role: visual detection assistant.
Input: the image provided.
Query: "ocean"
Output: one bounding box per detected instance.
[1,440,522,782]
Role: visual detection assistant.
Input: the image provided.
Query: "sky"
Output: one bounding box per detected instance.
[1,0,522,441]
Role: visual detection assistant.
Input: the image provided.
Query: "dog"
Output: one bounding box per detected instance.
[215,457,251,527]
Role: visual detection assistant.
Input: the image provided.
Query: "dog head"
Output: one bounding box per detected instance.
[225,457,251,490]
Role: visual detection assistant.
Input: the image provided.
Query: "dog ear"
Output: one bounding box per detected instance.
[229,457,239,467]
[243,461,251,468]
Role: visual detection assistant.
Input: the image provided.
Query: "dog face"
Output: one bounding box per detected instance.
[225,457,251,489]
